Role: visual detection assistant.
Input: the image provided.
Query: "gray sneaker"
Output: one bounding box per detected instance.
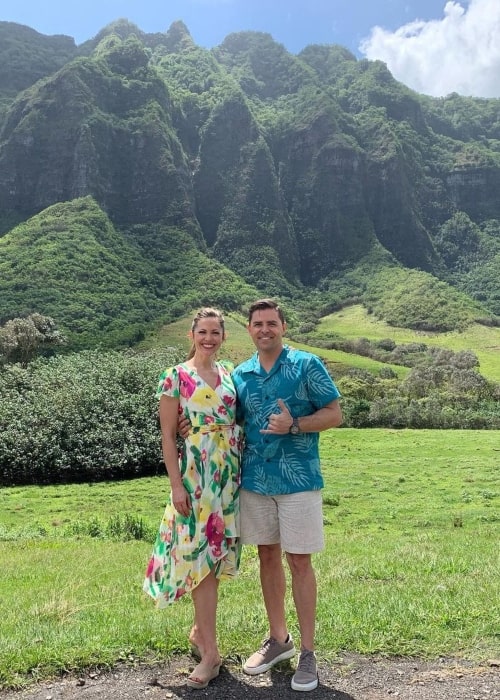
[243,635,295,675]
[291,649,318,691]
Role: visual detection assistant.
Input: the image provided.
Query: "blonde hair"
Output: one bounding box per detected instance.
[186,307,225,360]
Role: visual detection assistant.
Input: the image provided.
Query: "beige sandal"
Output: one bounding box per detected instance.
[186,661,221,689]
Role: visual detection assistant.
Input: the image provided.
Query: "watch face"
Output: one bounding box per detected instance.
[290,424,299,435]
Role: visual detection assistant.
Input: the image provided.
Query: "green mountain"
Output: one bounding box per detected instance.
[0,22,76,103]
[0,19,499,346]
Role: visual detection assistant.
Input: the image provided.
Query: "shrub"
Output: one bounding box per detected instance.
[0,347,182,485]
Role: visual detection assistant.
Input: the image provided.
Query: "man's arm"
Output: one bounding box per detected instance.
[294,399,342,433]
[261,398,342,434]
[177,412,191,439]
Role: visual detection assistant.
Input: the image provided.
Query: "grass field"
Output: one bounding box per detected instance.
[1,429,498,689]
[318,305,500,382]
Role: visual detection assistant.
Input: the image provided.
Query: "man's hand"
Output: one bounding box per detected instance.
[177,413,191,439]
[261,398,293,434]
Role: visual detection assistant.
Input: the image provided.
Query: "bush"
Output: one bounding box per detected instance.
[0,347,182,485]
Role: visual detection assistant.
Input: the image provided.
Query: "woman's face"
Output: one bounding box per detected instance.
[191,318,225,358]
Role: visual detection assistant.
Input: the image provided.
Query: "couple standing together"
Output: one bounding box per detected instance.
[143,299,343,691]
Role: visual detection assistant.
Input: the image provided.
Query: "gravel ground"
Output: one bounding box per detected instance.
[1,654,498,700]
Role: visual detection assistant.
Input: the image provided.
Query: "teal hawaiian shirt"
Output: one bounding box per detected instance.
[232,345,341,495]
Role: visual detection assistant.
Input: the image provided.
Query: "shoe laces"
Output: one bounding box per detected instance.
[259,637,275,653]
[297,649,316,673]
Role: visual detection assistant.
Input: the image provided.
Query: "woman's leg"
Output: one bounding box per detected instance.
[188,571,221,682]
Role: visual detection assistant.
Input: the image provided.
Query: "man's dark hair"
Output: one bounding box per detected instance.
[247,299,285,324]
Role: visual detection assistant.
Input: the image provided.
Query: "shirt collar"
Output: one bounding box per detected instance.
[244,346,289,375]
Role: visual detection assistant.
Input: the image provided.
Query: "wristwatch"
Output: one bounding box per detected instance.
[289,417,301,435]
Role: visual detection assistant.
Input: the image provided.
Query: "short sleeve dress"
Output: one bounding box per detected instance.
[143,361,241,608]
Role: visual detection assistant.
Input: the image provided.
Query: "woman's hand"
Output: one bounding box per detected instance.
[171,484,191,517]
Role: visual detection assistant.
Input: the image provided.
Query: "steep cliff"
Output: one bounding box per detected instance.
[0,34,197,233]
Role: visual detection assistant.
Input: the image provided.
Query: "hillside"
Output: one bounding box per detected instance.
[310,304,500,383]
[0,197,259,347]
[0,18,499,347]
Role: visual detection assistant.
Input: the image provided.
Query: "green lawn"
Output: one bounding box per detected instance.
[1,429,498,689]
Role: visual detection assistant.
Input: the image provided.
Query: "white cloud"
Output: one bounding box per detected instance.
[359,0,500,97]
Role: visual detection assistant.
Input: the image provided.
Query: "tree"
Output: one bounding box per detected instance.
[0,314,66,367]
[434,212,480,268]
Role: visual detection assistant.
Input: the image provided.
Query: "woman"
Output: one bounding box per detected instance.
[143,308,241,689]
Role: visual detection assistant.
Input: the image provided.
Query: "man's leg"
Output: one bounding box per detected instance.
[285,552,317,650]
[242,543,295,674]
[258,543,288,642]
[278,491,322,691]
[240,490,295,675]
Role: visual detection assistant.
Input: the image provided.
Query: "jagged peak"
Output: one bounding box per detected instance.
[299,43,357,64]
[92,18,145,43]
[218,30,284,55]
[164,20,195,51]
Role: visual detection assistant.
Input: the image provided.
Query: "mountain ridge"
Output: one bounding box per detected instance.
[0,19,499,346]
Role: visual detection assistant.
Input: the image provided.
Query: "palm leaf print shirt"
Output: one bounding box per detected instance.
[232,346,340,495]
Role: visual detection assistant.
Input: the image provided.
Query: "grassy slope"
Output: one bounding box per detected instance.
[140,312,410,377]
[317,305,500,382]
[139,313,256,367]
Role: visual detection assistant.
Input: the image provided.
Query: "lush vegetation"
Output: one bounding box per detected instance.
[0,429,498,688]
[0,310,498,487]
[0,199,164,348]
[0,198,260,349]
[0,347,180,485]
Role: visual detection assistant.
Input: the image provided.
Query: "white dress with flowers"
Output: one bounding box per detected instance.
[143,362,241,607]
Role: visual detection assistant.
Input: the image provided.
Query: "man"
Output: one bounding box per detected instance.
[231,298,342,692]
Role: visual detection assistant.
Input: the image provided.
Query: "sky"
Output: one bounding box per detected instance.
[2,0,500,98]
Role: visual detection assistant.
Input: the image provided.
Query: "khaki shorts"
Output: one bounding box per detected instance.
[239,488,324,554]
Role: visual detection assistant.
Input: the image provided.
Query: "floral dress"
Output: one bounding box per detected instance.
[143,362,241,607]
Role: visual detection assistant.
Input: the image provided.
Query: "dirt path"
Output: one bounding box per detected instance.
[1,654,498,700]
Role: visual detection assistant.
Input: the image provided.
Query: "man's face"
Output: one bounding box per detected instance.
[247,308,286,353]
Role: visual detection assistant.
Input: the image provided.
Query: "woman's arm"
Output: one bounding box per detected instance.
[159,394,191,517]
